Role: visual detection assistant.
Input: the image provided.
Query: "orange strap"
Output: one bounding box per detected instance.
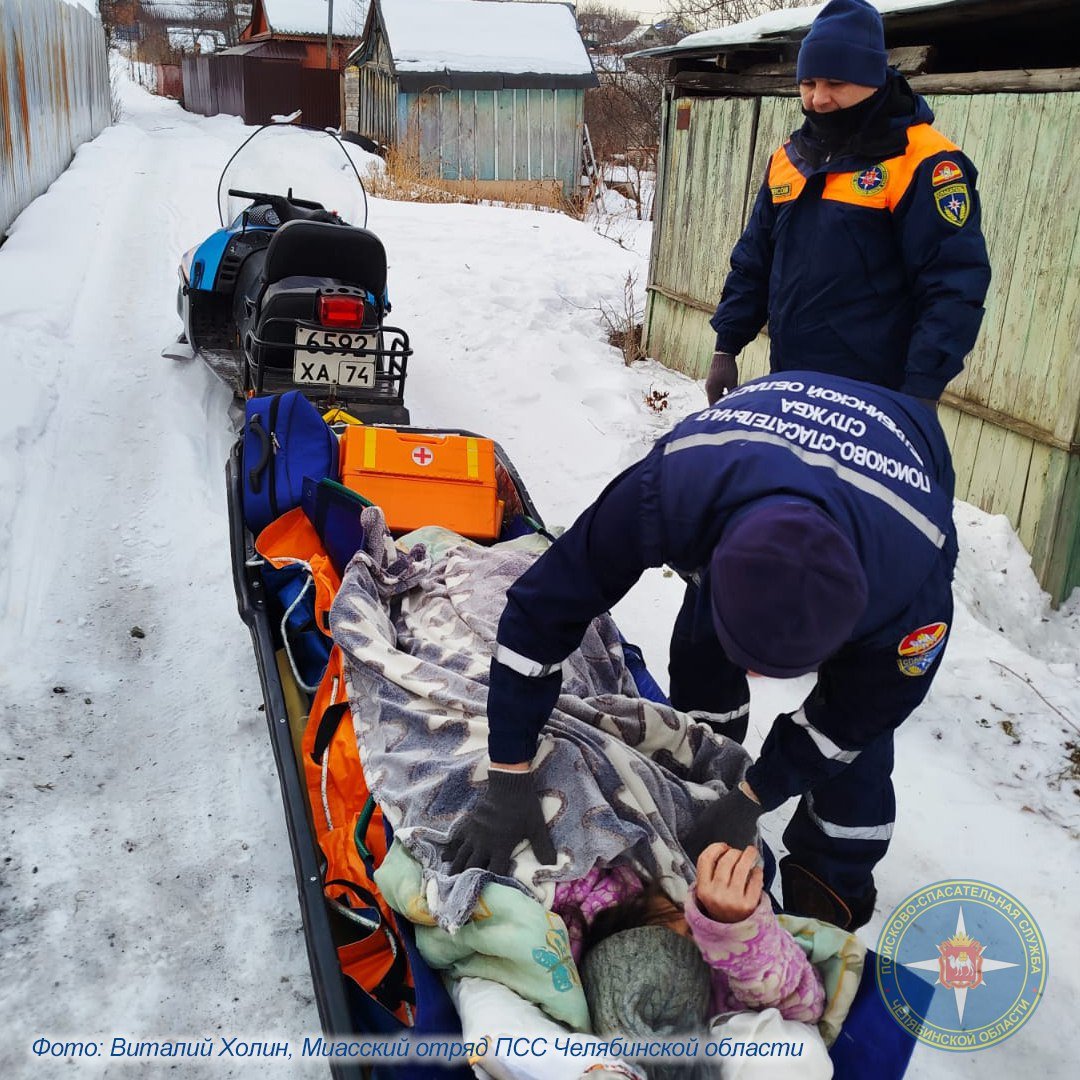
[303,647,414,1020]
[255,505,415,1018]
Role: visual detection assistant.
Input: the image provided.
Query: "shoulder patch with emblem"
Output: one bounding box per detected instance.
[931,159,963,187]
[770,183,791,198]
[934,182,970,226]
[897,622,949,677]
[852,164,888,195]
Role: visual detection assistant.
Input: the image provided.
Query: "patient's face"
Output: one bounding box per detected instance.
[641,890,690,939]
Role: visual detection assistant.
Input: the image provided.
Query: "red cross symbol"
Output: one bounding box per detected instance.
[411,446,434,467]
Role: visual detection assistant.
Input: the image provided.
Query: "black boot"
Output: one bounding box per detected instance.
[780,857,876,931]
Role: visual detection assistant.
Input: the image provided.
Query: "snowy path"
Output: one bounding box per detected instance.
[0,89,325,1074]
[1,80,1078,1079]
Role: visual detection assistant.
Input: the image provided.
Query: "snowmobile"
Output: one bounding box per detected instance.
[165,123,412,424]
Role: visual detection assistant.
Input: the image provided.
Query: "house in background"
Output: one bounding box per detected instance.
[183,0,357,126]
[237,0,362,69]
[344,0,597,201]
[130,1,241,60]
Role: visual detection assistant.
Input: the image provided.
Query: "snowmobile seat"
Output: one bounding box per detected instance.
[263,220,387,299]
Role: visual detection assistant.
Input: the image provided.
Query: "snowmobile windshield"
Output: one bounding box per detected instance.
[216,123,371,230]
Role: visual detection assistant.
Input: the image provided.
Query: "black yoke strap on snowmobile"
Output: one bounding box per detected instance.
[311,701,350,764]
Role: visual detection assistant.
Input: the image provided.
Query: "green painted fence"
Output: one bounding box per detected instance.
[397,86,584,194]
[644,89,1080,604]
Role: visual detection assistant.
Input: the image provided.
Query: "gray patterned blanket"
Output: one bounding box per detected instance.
[329,509,751,932]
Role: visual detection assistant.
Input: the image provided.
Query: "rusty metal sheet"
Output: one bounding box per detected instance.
[181,54,341,129]
[1,0,110,235]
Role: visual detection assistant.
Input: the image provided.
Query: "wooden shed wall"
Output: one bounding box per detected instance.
[347,33,397,145]
[396,87,584,194]
[644,90,1080,603]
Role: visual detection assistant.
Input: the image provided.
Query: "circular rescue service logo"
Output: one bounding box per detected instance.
[876,880,1048,1051]
[853,164,888,195]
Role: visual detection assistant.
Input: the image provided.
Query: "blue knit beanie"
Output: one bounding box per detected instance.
[796,0,887,87]
[709,501,868,678]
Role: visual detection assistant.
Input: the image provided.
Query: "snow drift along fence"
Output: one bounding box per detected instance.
[0,0,110,236]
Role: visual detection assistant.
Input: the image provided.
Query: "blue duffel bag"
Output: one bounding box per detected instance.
[242,391,339,534]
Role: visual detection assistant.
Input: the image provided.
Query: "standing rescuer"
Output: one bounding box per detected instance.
[705,0,991,406]
[446,372,958,931]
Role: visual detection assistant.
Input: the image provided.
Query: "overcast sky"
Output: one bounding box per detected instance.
[620,0,674,18]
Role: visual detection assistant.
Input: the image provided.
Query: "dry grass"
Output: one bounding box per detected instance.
[598,271,646,365]
[364,145,583,217]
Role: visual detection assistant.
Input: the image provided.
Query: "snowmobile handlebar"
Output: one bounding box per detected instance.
[227,189,340,225]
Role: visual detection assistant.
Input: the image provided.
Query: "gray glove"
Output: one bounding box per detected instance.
[446,769,557,876]
[683,785,763,862]
[705,351,739,404]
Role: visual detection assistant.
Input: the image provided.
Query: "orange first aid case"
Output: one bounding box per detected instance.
[339,427,504,540]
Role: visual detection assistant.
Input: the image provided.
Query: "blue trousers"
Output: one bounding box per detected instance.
[668,585,892,900]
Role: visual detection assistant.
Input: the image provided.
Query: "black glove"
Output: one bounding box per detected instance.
[446,769,557,876]
[705,351,738,405]
[684,785,763,862]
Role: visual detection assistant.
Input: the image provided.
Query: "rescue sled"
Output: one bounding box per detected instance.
[226,404,927,1080]
[168,124,412,423]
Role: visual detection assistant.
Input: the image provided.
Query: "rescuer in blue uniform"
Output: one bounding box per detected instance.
[446,373,957,930]
[704,0,991,406]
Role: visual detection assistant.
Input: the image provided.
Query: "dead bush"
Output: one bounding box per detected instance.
[598,271,646,365]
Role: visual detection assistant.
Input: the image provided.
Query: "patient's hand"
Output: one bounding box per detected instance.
[695,843,764,924]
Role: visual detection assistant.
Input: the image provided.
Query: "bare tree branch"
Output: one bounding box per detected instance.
[661,0,808,35]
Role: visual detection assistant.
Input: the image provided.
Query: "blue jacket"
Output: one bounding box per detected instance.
[711,76,991,401]
[489,373,958,810]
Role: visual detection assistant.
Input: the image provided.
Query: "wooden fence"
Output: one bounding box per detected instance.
[0,0,110,235]
[644,89,1080,603]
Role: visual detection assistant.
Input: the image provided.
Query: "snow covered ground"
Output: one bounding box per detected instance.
[1,76,1077,1079]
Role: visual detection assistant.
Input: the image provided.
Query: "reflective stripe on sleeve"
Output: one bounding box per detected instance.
[805,792,895,841]
[792,706,862,764]
[689,702,750,725]
[494,643,562,678]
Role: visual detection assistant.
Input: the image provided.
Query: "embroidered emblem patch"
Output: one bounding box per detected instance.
[770,183,792,197]
[897,621,949,677]
[935,182,970,226]
[931,159,963,187]
[852,164,888,195]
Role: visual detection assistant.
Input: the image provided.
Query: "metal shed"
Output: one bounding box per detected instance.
[636,0,1080,604]
[344,0,598,199]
